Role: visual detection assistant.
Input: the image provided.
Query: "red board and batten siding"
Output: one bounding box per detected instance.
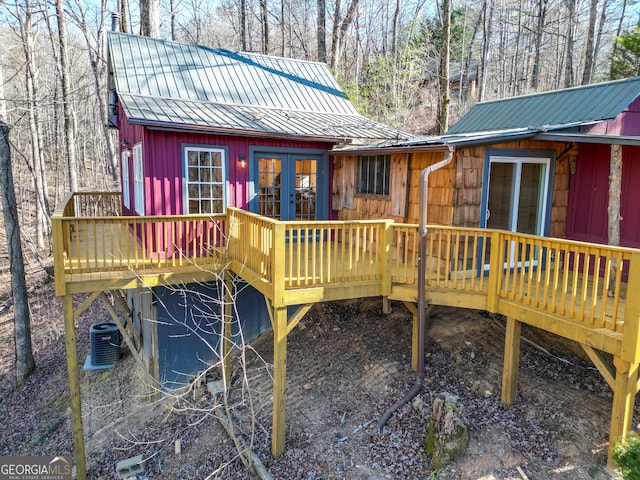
[117,105,332,216]
[566,143,640,249]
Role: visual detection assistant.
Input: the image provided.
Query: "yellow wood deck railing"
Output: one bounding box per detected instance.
[53,193,640,362]
[53,192,640,474]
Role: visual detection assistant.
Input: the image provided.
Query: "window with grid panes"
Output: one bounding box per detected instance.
[184,147,226,214]
[357,154,390,196]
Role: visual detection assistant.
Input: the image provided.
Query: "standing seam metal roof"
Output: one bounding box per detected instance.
[109,32,409,141]
[447,76,640,135]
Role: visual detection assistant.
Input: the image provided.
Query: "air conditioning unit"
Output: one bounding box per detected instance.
[90,322,121,366]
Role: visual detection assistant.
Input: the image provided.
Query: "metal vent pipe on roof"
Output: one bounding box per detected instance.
[111,12,121,32]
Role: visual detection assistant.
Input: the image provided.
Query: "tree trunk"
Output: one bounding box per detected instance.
[281,0,286,57]
[463,10,482,101]
[330,0,342,69]
[436,0,451,135]
[240,0,247,50]
[18,0,51,250]
[56,0,79,192]
[140,0,160,37]
[608,144,622,296]
[391,0,400,57]
[0,53,36,384]
[593,0,609,81]
[71,0,118,183]
[317,0,326,62]
[478,0,494,102]
[260,0,269,54]
[120,0,128,33]
[531,0,548,90]
[610,0,627,78]
[331,0,360,68]
[564,0,576,88]
[170,0,177,40]
[581,0,599,85]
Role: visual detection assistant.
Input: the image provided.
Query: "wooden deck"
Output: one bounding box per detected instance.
[52,192,640,477]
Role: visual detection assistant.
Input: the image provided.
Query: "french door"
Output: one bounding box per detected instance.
[253,151,326,221]
[482,154,552,269]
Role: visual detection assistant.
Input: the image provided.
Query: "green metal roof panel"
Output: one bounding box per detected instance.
[447,77,640,134]
[120,93,407,141]
[108,32,409,141]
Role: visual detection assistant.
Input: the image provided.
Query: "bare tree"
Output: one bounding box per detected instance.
[55,0,78,192]
[17,0,51,250]
[610,0,628,78]
[330,0,359,69]
[564,0,576,87]
[260,0,269,53]
[0,55,36,386]
[592,0,608,80]
[391,0,400,57]
[478,0,494,102]
[170,0,177,40]
[531,0,548,89]
[240,0,247,50]
[140,0,160,37]
[120,0,129,33]
[317,0,326,62]
[581,0,599,85]
[69,0,118,182]
[436,0,451,135]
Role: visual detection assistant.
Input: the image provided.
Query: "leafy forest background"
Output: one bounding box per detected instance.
[1,0,640,384]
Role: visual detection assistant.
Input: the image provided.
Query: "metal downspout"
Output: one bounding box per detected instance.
[376,145,455,431]
[417,145,455,373]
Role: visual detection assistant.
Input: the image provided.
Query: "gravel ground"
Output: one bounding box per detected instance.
[0,265,630,479]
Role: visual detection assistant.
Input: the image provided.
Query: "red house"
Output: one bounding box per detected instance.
[107,32,410,388]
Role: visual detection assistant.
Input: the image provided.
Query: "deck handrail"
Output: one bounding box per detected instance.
[53,192,640,362]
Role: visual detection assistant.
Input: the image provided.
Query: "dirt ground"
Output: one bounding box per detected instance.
[0,258,631,479]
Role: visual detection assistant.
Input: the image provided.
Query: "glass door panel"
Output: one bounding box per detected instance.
[482,156,550,271]
[295,158,317,221]
[517,163,543,235]
[258,156,282,219]
[487,162,514,231]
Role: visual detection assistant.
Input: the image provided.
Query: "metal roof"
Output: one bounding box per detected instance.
[447,76,640,134]
[108,32,410,142]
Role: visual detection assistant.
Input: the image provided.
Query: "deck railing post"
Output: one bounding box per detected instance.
[272,222,286,307]
[381,221,394,300]
[486,230,502,313]
[52,215,67,296]
[621,252,640,364]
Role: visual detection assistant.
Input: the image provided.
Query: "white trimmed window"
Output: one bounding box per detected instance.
[184,147,226,214]
[133,143,145,216]
[121,152,130,209]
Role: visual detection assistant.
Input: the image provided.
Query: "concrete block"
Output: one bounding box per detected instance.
[115,454,145,479]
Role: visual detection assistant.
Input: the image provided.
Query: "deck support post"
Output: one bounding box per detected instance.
[501,316,521,405]
[608,356,639,467]
[272,306,288,458]
[222,272,233,386]
[402,302,420,371]
[62,294,87,480]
